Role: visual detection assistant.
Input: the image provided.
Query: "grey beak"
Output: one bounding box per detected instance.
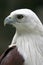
[4,16,13,26]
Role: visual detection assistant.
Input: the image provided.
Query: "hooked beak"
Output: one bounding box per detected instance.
[4,16,14,26]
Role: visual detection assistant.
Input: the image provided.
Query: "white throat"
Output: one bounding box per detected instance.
[9,31,43,65]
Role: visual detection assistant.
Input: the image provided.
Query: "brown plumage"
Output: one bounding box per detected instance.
[0,46,24,65]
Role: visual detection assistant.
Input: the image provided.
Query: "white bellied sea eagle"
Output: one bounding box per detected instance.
[0,9,43,65]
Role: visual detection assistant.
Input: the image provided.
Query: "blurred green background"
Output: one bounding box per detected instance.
[0,0,43,54]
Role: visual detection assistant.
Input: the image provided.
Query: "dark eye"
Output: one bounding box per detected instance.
[17,14,23,19]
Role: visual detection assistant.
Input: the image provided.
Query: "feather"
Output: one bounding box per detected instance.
[0,9,43,65]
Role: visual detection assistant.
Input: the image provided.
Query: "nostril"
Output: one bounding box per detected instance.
[9,17,11,19]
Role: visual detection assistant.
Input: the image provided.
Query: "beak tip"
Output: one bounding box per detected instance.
[4,17,9,26]
[4,19,7,26]
[4,16,13,26]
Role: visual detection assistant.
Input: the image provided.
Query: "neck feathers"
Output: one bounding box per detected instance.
[9,31,43,65]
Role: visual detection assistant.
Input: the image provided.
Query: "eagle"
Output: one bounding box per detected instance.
[0,9,43,65]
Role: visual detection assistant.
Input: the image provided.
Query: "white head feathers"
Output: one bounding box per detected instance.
[4,9,43,33]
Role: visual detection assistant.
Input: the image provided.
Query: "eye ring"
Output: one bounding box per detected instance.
[17,14,24,19]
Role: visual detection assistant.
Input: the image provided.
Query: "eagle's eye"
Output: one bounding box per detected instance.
[17,14,23,19]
